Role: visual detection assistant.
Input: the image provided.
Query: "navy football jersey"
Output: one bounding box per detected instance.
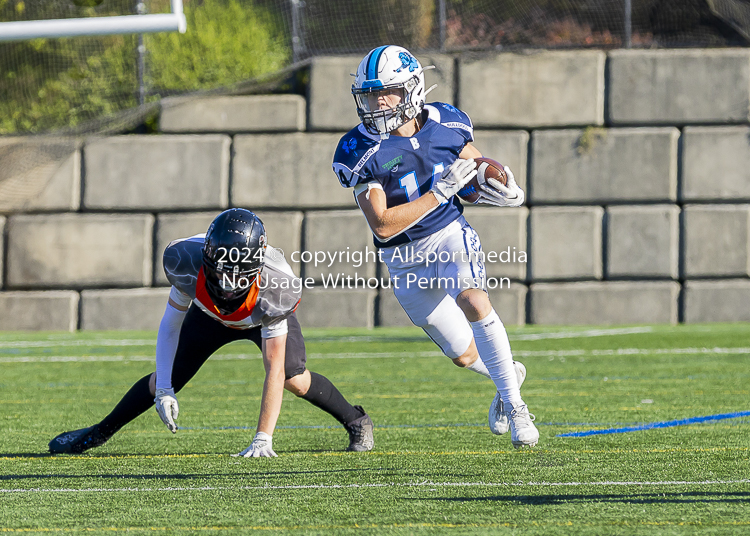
[332,102,474,248]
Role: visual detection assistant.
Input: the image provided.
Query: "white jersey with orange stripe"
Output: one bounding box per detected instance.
[162,234,301,339]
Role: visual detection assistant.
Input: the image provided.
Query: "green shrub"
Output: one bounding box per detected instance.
[148,0,289,92]
[0,0,290,134]
[0,35,138,134]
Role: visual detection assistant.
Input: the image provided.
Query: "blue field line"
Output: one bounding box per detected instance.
[175,414,750,433]
[557,411,750,438]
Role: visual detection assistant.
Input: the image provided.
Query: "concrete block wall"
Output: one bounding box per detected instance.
[529,207,604,281]
[80,288,171,330]
[459,50,606,128]
[0,138,81,213]
[530,128,679,203]
[682,205,750,278]
[6,214,153,288]
[160,95,306,133]
[530,282,680,325]
[608,49,750,124]
[682,127,750,201]
[0,291,79,331]
[606,205,680,279]
[1,48,749,330]
[84,136,231,210]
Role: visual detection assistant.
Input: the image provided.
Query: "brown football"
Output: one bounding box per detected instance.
[457,157,508,204]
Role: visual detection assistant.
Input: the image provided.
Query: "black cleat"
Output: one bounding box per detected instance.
[48,425,109,454]
[344,406,374,452]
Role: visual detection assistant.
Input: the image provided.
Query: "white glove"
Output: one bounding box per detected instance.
[232,431,278,458]
[154,388,179,433]
[431,158,477,204]
[477,166,525,207]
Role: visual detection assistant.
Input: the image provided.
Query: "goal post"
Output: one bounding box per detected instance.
[0,0,186,42]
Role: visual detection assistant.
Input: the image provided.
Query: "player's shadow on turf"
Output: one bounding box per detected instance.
[247,468,389,477]
[1,473,235,481]
[0,453,55,458]
[269,448,338,454]
[2,451,378,459]
[426,491,750,505]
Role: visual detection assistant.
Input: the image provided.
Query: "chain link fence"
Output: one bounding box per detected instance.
[0,0,748,136]
[289,0,750,60]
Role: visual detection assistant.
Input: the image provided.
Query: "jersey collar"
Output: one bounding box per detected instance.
[195,267,260,321]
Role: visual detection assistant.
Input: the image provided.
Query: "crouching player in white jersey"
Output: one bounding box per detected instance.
[49,209,374,456]
[332,45,538,448]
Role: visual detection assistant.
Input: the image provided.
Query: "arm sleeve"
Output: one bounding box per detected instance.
[353,181,383,198]
[155,297,188,390]
[261,317,288,340]
[169,286,192,308]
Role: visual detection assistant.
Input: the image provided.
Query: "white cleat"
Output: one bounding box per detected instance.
[488,361,527,435]
[508,403,539,448]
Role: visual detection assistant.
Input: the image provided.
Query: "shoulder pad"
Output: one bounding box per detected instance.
[425,103,474,142]
[332,125,381,188]
[264,246,296,278]
[162,234,204,299]
[257,262,303,319]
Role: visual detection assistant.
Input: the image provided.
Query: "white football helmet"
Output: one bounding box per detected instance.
[352,45,435,138]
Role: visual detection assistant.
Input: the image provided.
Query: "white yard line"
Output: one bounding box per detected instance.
[0,326,654,351]
[2,478,748,493]
[0,355,155,363]
[0,339,155,349]
[4,347,750,363]
[511,327,653,341]
[514,347,750,358]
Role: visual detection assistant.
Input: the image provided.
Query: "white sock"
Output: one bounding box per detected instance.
[465,356,491,379]
[469,309,523,408]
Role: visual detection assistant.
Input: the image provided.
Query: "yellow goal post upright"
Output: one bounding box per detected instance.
[0,0,186,41]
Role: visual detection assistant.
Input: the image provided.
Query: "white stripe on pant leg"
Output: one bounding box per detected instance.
[461,227,478,280]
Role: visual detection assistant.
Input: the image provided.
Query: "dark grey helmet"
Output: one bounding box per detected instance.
[202,209,266,314]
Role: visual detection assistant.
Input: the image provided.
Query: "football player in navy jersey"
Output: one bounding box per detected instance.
[332,45,538,448]
[48,209,373,457]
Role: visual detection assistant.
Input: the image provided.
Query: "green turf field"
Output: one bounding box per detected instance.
[1,324,749,535]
